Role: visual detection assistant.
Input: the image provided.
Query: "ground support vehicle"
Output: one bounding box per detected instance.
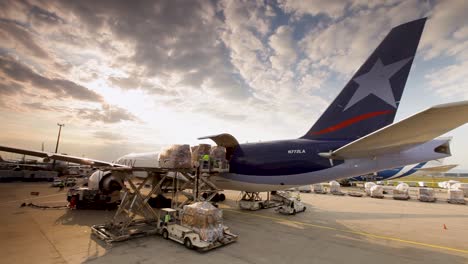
[67,187,120,209]
[51,178,63,187]
[91,166,237,250]
[65,177,77,187]
[275,197,306,215]
[160,207,237,251]
[238,192,283,210]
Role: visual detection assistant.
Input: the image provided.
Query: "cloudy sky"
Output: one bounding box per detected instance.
[0,0,467,169]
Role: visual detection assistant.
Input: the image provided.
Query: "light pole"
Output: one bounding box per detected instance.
[52,123,65,169]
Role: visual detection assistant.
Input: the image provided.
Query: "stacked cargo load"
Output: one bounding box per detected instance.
[393,183,410,200]
[180,202,224,242]
[329,181,344,195]
[191,144,211,168]
[370,185,384,198]
[159,145,192,169]
[418,188,436,202]
[313,183,327,194]
[364,182,376,196]
[447,189,466,204]
[452,183,468,198]
[210,146,229,172]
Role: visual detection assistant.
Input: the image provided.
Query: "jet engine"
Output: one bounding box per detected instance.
[88,170,123,194]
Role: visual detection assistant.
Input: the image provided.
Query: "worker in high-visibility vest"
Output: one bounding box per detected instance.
[164,212,171,225]
[201,154,210,170]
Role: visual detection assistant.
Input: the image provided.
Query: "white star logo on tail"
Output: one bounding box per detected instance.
[344,57,413,111]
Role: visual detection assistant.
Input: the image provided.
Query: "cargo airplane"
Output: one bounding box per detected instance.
[1,18,468,192]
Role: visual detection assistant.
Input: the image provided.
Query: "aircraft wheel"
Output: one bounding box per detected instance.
[162,229,169,240]
[184,238,194,249]
[219,193,226,201]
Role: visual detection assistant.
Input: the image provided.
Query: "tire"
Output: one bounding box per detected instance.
[162,229,169,240]
[219,193,226,202]
[292,209,296,215]
[303,207,306,212]
[184,238,194,249]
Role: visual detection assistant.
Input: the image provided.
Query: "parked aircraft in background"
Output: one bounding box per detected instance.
[1,18,468,192]
[0,154,70,175]
[344,158,457,183]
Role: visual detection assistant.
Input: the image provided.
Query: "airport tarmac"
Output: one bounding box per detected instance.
[0,182,467,264]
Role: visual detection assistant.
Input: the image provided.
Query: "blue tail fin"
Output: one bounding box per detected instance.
[302,18,426,140]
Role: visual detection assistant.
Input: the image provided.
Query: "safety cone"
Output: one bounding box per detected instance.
[443,224,447,230]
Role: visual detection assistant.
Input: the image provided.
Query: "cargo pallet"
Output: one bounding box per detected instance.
[447,199,466,205]
[91,219,159,244]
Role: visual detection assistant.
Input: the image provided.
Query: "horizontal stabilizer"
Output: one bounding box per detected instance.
[330,101,468,159]
[0,145,127,168]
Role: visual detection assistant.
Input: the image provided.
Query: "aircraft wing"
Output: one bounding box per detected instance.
[415,164,458,173]
[330,101,468,159]
[0,145,129,168]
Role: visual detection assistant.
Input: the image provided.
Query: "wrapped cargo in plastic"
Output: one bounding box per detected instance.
[313,184,326,194]
[439,180,460,189]
[180,202,224,242]
[447,189,466,204]
[393,183,410,200]
[210,146,229,172]
[418,188,436,202]
[370,185,384,198]
[453,183,468,197]
[395,183,409,192]
[364,182,376,196]
[329,181,343,195]
[159,144,192,169]
[210,146,226,159]
[191,144,211,167]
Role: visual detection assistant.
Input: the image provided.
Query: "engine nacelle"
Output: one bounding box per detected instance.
[88,170,123,194]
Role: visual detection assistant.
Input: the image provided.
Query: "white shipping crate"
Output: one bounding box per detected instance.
[447,189,466,204]
[393,189,410,200]
[418,188,436,202]
[313,184,326,194]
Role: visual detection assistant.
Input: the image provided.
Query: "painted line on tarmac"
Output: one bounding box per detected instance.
[224,209,468,255]
[0,193,66,205]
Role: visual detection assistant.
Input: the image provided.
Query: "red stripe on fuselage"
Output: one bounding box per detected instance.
[311,110,394,135]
